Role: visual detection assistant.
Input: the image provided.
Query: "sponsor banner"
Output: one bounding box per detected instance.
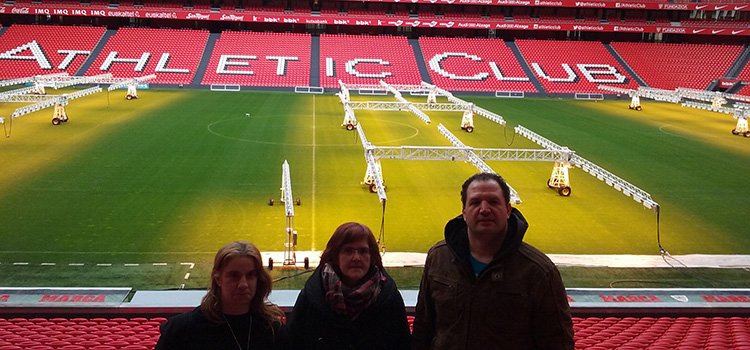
[116,83,150,89]
[4,2,750,12]
[0,288,130,306]
[567,289,750,305]
[719,79,738,88]
[3,4,750,35]
[336,0,750,10]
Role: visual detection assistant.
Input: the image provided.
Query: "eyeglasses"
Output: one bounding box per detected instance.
[341,247,370,257]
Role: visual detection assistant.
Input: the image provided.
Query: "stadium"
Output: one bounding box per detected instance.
[1,0,750,348]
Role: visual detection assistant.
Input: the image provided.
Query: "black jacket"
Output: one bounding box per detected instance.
[288,265,411,350]
[155,306,292,350]
[412,209,575,350]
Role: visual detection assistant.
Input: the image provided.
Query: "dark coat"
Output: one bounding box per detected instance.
[411,208,575,350]
[288,265,411,350]
[154,306,292,350]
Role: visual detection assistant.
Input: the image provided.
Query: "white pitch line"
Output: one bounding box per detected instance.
[97,263,112,267]
[69,263,84,266]
[41,263,56,266]
[124,263,139,267]
[153,263,168,266]
[180,262,195,269]
[184,272,191,280]
[13,262,28,266]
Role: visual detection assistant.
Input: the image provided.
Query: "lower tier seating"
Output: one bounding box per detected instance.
[515,39,642,94]
[1,315,749,349]
[419,37,537,92]
[611,42,742,91]
[201,31,311,87]
[319,34,422,88]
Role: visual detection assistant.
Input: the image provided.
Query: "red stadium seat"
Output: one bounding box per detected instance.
[516,40,641,94]
[612,42,742,91]
[84,28,209,85]
[201,31,312,87]
[419,37,536,93]
[319,34,422,88]
[0,25,106,80]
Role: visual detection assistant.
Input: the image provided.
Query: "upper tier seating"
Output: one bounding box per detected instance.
[201,31,311,87]
[319,34,422,88]
[84,27,209,85]
[515,40,641,94]
[419,37,536,92]
[611,42,742,91]
[0,24,105,79]
[681,19,750,29]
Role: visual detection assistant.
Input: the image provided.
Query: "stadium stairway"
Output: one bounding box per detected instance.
[310,35,320,88]
[75,29,115,77]
[409,38,432,85]
[505,41,546,95]
[724,43,750,80]
[189,32,219,86]
[0,26,8,38]
[604,43,647,87]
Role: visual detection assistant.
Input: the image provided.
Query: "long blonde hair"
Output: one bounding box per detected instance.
[201,241,284,329]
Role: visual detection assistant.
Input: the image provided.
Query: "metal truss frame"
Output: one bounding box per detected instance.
[340,81,658,211]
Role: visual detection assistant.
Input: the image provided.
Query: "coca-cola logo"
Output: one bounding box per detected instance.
[12,7,30,14]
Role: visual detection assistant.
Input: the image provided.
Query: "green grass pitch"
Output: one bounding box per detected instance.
[0,88,748,289]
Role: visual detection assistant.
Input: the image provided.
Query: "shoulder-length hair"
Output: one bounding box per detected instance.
[319,222,383,275]
[201,241,284,329]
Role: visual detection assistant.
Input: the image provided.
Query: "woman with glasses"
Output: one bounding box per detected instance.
[288,222,411,350]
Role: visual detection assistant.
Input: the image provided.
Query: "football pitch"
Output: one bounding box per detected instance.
[0,88,748,289]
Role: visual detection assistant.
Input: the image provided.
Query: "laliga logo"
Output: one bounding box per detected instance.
[441,21,455,27]
[389,20,403,26]
[426,21,438,27]
[406,20,420,27]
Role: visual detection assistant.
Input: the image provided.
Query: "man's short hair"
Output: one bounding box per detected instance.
[461,173,511,207]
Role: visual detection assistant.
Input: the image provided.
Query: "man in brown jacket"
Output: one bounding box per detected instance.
[411,173,574,350]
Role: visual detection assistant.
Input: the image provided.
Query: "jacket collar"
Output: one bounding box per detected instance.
[443,207,529,263]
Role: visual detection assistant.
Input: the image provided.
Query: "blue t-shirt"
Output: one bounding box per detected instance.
[469,254,488,276]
